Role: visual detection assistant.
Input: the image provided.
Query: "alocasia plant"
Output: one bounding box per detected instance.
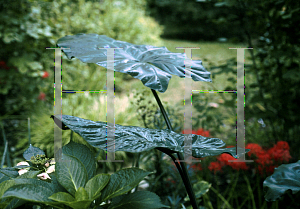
[263,160,300,202]
[55,33,250,209]
[0,142,168,209]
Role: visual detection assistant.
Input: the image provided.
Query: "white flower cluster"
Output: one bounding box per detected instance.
[16,158,55,181]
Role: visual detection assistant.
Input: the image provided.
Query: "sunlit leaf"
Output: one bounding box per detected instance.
[56,33,211,93]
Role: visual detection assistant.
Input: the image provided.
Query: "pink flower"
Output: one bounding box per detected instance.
[208,102,219,108]
[46,165,55,174]
[18,169,29,175]
[45,162,50,167]
[37,173,51,180]
[17,161,30,167]
[17,161,30,175]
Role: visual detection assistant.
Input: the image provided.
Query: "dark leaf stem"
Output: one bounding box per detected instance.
[151,89,198,209]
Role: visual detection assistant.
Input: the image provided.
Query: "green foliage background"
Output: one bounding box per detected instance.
[0,0,163,166]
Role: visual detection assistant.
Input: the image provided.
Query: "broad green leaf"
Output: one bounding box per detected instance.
[49,191,92,209]
[49,192,75,202]
[184,181,211,201]
[75,187,89,201]
[108,191,169,209]
[16,170,40,179]
[57,34,212,93]
[52,115,249,159]
[100,168,151,202]
[23,144,45,160]
[0,172,11,184]
[48,173,68,193]
[62,141,96,180]
[0,168,19,178]
[55,153,88,196]
[85,174,110,200]
[0,197,12,208]
[0,180,15,198]
[3,198,27,209]
[1,180,54,203]
[65,200,92,209]
[1,178,66,209]
[263,160,300,202]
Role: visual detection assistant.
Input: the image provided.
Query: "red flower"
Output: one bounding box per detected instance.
[208,162,222,174]
[38,92,46,101]
[245,143,264,157]
[217,153,248,171]
[0,61,6,67]
[267,147,291,163]
[181,128,210,137]
[42,71,49,78]
[255,150,272,166]
[275,141,289,150]
[265,165,277,174]
[190,163,202,171]
[0,61,10,70]
[166,177,176,185]
[205,142,292,177]
[196,128,210,137]
[217,153,235,166]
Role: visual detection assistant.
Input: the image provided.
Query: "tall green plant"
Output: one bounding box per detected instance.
[54,33,250,209]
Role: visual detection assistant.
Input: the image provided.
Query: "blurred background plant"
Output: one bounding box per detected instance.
[0,0,163,171]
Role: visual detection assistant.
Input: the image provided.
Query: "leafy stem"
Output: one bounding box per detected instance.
[150,88,198,209]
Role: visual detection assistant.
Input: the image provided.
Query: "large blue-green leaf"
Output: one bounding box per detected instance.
[263,160,300,202]
[56,33,212,93]
[52,115,249,159]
